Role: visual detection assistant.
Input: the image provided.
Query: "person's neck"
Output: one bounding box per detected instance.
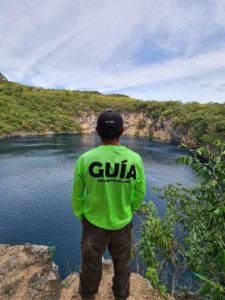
[101,138,120,146]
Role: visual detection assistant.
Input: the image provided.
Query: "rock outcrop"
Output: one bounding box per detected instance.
[76,111,196,146]
[0,244,60,300]
[0,244,170,300]
[76,111,152,137]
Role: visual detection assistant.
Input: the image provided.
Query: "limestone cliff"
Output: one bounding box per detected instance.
[0,244,171,300]
[76,111,196,146]
[1,80,224,145]
[0,109,196,146]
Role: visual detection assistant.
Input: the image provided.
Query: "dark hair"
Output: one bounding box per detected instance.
[97,110,123,139]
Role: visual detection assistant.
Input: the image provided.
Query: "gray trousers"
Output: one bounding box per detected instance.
[79,217,132,300]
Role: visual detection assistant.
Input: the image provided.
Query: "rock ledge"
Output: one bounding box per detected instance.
[0,244,170,300]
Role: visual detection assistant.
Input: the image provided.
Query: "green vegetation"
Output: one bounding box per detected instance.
[138,119,146,129]
[138,140,225,299]
[146,100,225,144]
[0,80,140,136]
[48,246,56,257]
[61,279,69,288]
[0,80,224,146]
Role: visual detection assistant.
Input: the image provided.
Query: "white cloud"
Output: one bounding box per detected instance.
[0,0,225,102]
[117,70,225,103]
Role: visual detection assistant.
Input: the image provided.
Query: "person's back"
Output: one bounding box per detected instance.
[72,110,146,300]
[73,144,145,230]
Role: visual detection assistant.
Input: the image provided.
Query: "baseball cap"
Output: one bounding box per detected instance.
[97,109,123,138]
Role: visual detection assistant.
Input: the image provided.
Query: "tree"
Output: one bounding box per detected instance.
[138,140,225,299]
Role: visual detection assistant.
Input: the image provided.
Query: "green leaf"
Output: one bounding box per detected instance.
[198,282,211,296]
[215,250,225,270]
[179,143,189,149]
[213,207,224,216]
[195,147,204,155]
[212,288,222,300]
[195,273,210,282]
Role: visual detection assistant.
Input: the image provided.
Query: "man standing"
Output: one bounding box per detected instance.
[72,110,146,300]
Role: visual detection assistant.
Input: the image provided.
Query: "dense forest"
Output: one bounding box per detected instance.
[0,80,224,145]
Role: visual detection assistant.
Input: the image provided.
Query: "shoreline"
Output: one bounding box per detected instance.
[0,131,183,148]
[0,130,176,143]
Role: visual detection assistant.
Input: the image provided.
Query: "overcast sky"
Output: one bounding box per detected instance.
[1,0,225,103]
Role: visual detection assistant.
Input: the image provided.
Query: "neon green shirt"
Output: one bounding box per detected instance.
[72,144,146,230]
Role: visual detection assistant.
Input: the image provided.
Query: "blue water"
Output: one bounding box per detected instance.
[0,134,195,278]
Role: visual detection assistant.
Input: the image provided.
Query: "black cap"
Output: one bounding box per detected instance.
[97,109,123,138]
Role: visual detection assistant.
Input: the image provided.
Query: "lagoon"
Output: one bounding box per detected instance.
[0,134,195,278]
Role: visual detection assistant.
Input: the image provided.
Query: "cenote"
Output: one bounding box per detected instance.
[0,134,196,278]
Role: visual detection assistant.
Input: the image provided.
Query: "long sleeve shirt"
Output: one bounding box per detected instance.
[72,144,146,230]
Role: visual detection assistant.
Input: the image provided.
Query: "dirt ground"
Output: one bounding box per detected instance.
[60,259,170,300]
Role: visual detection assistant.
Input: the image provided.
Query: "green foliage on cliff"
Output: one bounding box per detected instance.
[0,81,140,136]
[0,80,224,145]
[145,100,225,144]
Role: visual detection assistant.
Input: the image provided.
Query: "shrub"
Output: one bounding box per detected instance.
[138,140,225,299]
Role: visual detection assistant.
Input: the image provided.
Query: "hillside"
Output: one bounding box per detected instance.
[0,80,225,145]
[0,72,8,81]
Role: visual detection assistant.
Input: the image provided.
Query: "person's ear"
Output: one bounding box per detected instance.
[119,127,124,135]
[96,126,100,135]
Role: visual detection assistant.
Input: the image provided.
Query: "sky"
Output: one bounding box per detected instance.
[0,0,225,103]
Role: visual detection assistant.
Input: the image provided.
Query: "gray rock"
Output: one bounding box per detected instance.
[0,257,18,275]
[0,278,21,297]
[28,269,60,300]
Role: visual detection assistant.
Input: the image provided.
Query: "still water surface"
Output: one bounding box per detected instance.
[0,134,195,278]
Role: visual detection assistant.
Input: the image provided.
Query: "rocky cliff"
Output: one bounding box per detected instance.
[1,110,196,146]
[0,244,171,300]
[1,80,224,145]
[76,111,196,146]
